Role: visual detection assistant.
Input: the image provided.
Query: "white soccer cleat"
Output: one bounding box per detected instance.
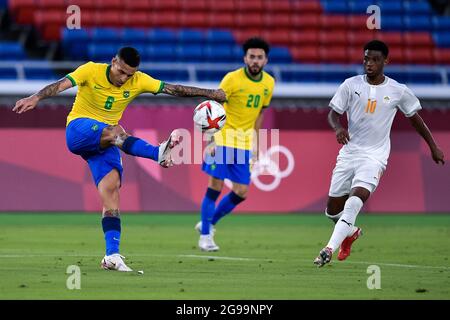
[198,234,219,252]
[158,129,182,168]
[195,221,216,237]
[101,253,133,272]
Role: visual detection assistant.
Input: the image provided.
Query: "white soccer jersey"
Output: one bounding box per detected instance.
[329,75,421,167]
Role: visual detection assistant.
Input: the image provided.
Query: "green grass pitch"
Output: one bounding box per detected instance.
[0,213,449,300]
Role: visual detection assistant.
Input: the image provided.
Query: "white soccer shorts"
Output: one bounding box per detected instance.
[328,156,385,197]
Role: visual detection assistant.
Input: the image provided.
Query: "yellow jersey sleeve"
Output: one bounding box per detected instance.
[263,82,274,108]
[219,72,236,101]
[139,72,164,94]
[66,61,95,86]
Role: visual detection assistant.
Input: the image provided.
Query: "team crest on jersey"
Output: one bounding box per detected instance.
[264,89,269,96]
[383,96,390,103]
[123,91,130,98]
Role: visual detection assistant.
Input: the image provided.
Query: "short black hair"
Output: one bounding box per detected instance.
[364,40,389,58]
[117,46,140,67]
[243,37,270,55]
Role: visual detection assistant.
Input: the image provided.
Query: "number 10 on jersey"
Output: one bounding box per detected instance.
[365,100,377,114]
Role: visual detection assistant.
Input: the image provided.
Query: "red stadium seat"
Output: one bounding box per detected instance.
[93,10,124,27]
[180,0,208,12]
[347,15,369,31]
[236,13,263,29]
[387,47,405,64]
[235,0,264,12]
[433,49,450,64]
[127,0,152,11]
[265,0,291,13]
[291,30,320,46]
[207,1,235,12]
[404,32,434,48]
[151,11,180,28]
[291,46,320,63]
[123,12,152,28]
[96,0,123,10]
[376,32,404,47]
[9,0,34,11]
[36,0,66,9]
[348,47,364,64]
[66,0,96,9]
[180,12,209,28]
[151,0,180,11]
[291,1,322,14]
[320,31,348,46]
[348,31,379,46]
[234,30,263,44]
[320,46,348,64]
[262,30,291,46]
[9,0,35,24]
[320,15,347,30]
[291,14,320,29]
[405,48,434,64]
[34,10,66,41]
[208,13,235,29]
[263,14,291,29]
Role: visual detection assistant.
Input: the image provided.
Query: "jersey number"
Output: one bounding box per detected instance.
[246,94,260,108]
[104,96,115,110]
[365,100,377,114]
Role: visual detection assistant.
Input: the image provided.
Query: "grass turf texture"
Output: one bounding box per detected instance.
[0,213,449,300]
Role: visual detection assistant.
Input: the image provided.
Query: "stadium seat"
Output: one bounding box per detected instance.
[236,13,263,29]
[95,0,123,10]
[91,28,121,43]
[262,30,291,46]
[9,0,35,24]
[152,0,180,11]
[123,12,151,28]
[382,16,405,30]
[36,0,66,9]
[291,46,320,63]
[320,1,349,14]
[180,0,208,12]
[204,45,234,63]
[388,47,406,64]
[179,30,205,44]
[126,0,152,11]
[147,28,178,45]
[348,31,379,46]
[291,31,320,46]
[320,31,348,46]
[205,30,235,45]
[404,16,432,31]
[146,45,177,62]
[265,0,291,13]
[0,67,17,79]
[405,48,434,64]
[348,1,373,14]
[377,2,403,14]
[433,32,450,48]
[208,13,235,29]
[431,16,450,31]
[93,10,124,27]
[348,47,364,64]
[403,1,431,15]
[197,69,229,82]
[235,0,264,12]
[376,32,404,47]
[291,14,321,29]
[406,71,442,84]
[177,45,204,62]
[263,14,291,29]
[269,47,292,64]
[404,32,433,48]
[88,44,117,62]
[281,70,321,83]
[121,28,148,44]
[433,48,450,65]
[0,42,26,60]
[319,46,348,64]
[62,29,90,59]
[233,30,264,44]
[180,13,209,28]
[151,11,179,28]
[291,1,322,14]
[320,15,348,30]
[321,70,357,83]
[24,67,58,80]
[207,1,235,12]
[34,10,66,40]
[347,15,370,31]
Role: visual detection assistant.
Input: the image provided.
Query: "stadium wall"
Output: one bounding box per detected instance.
[1,106,449,213]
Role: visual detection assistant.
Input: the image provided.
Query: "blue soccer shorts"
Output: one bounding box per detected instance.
[202,145,251,185]
[66,118,123,187]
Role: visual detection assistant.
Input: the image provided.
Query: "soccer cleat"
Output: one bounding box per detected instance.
[195,221,216,237]
[158,129,182,168]
[198,234,219,252]
[313,247,333,268]
[101,253,133,272]
[338,227,362,261]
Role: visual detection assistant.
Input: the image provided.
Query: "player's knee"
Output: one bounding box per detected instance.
[209,178,224,191]
[326,199,343,215]
[232,186,248,199]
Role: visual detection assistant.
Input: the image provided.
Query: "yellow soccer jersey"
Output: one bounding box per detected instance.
[65,62,164,126]
[214,67,275,150]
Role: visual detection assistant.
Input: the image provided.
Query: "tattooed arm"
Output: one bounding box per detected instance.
[13,77,74,114]
[161,83,226,103]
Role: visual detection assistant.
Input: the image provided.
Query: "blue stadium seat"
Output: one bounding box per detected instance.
[281,70,321,83]
[91,28,121,43]
[0,67,17,79]
[348,1,374,14]
[433,32,450,48]
[269,47,292,64]
[121,28,147,44]
[204,45,234,63]
[62,29,90,59]
[406,71,442,84]
[403,1,431,15]
[140,68,189,82]
[147,28,178,45]
[432,17,450,31]
[205,30,235,45]
[24,68,58,80]
[177,45,204,62]
[87,44,117,62]
[381,16,405,30]
[377,2,403,14]
[0,42,26,60]
[321,1,349,14]
[178,30,205,44]
[0,0,7,8]
[197,69,228,82]
[146,45,177,62]
[321,70,356,83]
[404,16,432,31]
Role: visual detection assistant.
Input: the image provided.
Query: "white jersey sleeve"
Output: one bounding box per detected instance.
[329,81,350,114]
[397,86,422,117]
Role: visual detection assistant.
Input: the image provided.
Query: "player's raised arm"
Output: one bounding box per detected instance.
[408,113,445,165]
[12,77,73,114]
[328,109,350,145]
[161,83,226,103]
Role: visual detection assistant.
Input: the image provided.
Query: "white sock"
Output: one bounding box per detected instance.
[325,209,343,223]
[326,196,363,252]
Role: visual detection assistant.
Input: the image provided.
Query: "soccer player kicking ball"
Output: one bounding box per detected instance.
[195,38,275,251]
[314,40,445,267]
[13,47,225,271]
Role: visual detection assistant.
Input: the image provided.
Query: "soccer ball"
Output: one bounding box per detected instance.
[193,100,226,134]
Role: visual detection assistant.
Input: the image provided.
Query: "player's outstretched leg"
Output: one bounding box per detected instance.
[338,227,362,261]
[197,178,222,251]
